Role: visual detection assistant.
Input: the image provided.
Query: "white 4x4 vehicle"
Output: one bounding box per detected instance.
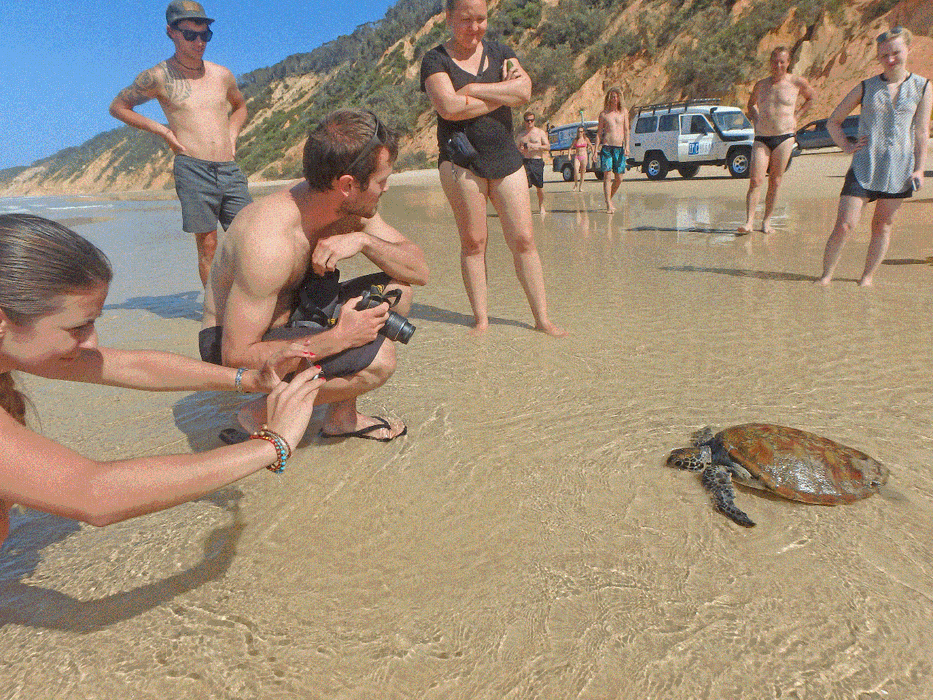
[628,99,754,180]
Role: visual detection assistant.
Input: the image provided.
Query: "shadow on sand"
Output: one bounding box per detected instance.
[0,491,244,633]
[660,265,818,283]
[408,301,534,331]
[104,290,203,322]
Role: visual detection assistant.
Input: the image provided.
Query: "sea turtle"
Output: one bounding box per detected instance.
[666,423,887,527]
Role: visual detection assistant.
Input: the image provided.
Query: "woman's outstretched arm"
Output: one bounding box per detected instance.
[0,367,322,530]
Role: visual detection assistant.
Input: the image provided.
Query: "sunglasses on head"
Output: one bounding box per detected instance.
[176,27,213,42]
[346,113,388,180]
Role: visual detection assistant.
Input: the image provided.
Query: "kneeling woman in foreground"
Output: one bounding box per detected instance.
[0,214,323,544]
[420,0,565,336]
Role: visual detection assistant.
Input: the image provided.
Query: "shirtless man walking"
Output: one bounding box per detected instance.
[515,111,550,214]
[739,46,815,234]
[110,1,251,285]
[201,109,428,443]
[596,87,630,214]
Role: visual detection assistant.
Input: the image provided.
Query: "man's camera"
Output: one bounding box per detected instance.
[355,285,416,344]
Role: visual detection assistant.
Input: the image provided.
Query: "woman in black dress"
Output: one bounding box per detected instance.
[421,0,565,336]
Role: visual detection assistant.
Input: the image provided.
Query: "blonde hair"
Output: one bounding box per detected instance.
[877,26,912,45]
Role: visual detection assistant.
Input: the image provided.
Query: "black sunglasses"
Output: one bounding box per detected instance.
[176,27,213,42]
[346,113,388,180]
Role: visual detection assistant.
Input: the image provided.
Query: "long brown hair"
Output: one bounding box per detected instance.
[604,87,624,112]
[0,214,112,425]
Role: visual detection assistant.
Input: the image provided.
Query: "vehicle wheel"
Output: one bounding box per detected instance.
[561,164,574,182]
[728,147,751,178]
[677,164,700,179]
[645,152,669,180]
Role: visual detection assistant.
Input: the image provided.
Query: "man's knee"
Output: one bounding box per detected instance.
[386,281,414,315]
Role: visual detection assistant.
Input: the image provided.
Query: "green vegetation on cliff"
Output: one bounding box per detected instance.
[0,0,898,193]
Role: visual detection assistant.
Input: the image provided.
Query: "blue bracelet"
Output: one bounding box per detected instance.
[234,368,247,393]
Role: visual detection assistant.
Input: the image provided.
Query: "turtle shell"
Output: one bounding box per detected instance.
[715,423,888,505]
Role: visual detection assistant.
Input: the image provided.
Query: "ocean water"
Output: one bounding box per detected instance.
[2,160,933,699]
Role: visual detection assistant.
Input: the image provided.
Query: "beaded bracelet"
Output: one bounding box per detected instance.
[234,367,248,393]
[249,426,293,473]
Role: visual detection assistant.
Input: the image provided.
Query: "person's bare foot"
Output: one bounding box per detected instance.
[737,222,754,233]
[815,276,832,286]
[606,205,616,214]
[762,219,776,234]
[535,322,568,337]
[467,320,489,336]
[857,277,873,287]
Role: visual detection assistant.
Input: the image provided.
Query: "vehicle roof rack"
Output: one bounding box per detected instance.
[634,98,720,116]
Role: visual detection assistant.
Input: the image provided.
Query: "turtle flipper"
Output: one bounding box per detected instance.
[701,464,756,527]
[690,426,716,447]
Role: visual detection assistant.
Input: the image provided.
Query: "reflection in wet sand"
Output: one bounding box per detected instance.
[2,153,933,698]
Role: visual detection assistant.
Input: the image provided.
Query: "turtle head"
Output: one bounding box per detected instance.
[667,445,712,472]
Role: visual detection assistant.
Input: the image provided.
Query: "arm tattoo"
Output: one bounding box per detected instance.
[118,69,158,107]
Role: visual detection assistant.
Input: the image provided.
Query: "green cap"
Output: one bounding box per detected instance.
[166,1,214,26]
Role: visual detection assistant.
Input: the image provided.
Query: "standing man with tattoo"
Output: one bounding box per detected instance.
[109,1,251,285]
[595,87,630,214]
[739,46,815,234]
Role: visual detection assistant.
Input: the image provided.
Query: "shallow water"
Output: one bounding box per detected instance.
[2,160,933,698]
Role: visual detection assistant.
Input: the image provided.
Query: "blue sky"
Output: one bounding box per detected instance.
[0,0,406,170]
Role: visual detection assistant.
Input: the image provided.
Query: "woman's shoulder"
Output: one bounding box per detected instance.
[421,43,449,64]
[483,39,517,60]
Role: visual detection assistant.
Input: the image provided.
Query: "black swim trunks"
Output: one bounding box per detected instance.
[199,271,391,378]
[523,158,544,189]
[840,168,912,203]
[754,133,795,151]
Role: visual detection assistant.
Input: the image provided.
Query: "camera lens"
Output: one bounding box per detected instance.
[382,311,415,344]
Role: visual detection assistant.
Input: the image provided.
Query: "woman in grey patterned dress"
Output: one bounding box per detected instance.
[818,27,932,286]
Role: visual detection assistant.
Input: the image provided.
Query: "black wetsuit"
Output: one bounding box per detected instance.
[420,40,525,180]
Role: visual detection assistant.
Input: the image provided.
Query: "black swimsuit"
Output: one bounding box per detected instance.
[420,40,525,180]
[754,133,795,151]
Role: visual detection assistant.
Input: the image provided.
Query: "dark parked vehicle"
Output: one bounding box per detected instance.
[795,116,860,150]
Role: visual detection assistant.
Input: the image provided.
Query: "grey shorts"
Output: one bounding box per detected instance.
[173,155,252,233]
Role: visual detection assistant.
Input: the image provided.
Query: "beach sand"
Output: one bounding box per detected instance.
[2,150,933,699]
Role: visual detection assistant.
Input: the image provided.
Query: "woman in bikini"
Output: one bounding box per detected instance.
[817,27,931,286]
[571,127,591,192]
[0,213,324,545]
[420,0,565,336]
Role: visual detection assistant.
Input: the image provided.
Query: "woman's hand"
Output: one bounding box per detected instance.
[843,134,869,154]
[502,59,521,81]
[263,365,325,448]
[244,341,317,393]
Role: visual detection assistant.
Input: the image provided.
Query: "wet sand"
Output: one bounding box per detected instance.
[2,150,933,699]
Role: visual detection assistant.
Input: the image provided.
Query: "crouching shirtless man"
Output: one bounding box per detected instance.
[201,109,429,442]
[739,46,815,234]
